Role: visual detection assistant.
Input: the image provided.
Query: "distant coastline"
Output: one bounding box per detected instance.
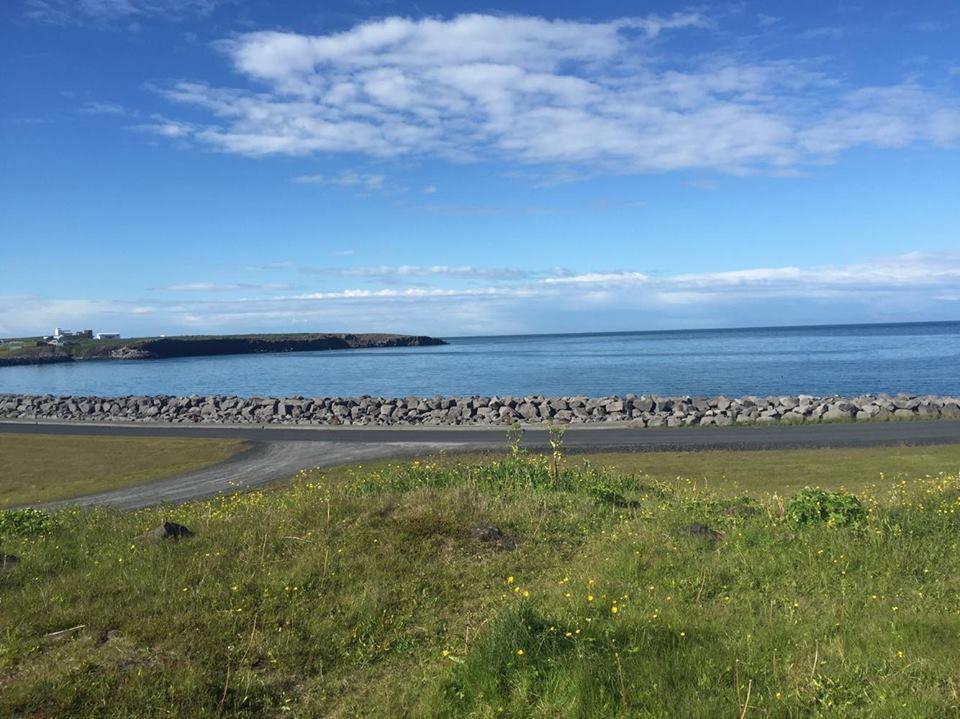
[1,322,957,399]
[0,333,446,368]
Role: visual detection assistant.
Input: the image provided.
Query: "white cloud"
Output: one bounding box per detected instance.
[291,287,535,301]
[159,282,293,292]
[5,253,958,337]
[544,271,650,285]
[133,117,195,138]
[798,85,960,154]
[25,0,221,24]
[293,170,385,191]
[539,253,960,303]
[307,265,537,280]
[145,13,960,175]
[79,101,129,116]
[298,264,546,285]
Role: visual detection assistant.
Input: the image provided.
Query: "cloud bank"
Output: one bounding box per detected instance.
[142,13,960,174]
[4,253,958,338]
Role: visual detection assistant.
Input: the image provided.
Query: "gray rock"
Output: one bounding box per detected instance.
[136,521,193,541]
[634,396,655,412]
[605,399,625,413]
[942,402,960,418]
[470,526,517,550]
[518,403,539,420]
[823,407,854,421]
[0,390,955,428]
[917,403,940,418]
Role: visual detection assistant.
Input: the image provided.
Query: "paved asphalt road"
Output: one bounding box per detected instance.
[4,419,960,510]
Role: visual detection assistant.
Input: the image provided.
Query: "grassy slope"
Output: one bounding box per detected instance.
[0,434,247,507]
[288,443,960,500]
[591,444,960,495]
[2,445,960,717]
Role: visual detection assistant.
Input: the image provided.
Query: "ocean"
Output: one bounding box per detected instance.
[1,321,959,398]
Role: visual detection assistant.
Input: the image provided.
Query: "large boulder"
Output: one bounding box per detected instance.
[518,403,540,420]
[605,399,625,413]
[823,407,854,421]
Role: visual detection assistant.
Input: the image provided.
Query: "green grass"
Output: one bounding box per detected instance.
[0,434,247,508]
[1,445,960,717]
[585,444,960,495]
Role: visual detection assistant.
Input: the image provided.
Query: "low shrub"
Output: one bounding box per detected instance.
[786,487,865,527]
[0,508,55,537]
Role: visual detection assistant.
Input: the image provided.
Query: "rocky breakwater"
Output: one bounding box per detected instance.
[1,393,958,427]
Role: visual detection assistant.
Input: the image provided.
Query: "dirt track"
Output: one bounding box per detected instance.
[5,419,959,510]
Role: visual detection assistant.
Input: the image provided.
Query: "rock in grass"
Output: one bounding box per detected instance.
[470,526,517,550]
[0,554,20,570]
[137,521,193,542]
[685,523,722,541]
[470,526,504,542]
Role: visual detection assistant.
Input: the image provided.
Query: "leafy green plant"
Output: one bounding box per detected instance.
[787,488,865,527]
[0,508,55,537]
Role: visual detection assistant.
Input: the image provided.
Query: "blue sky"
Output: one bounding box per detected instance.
[1,0,958,337]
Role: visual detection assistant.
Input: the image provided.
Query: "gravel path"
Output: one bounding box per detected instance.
[5,419,959,510]
[32,439,480,511]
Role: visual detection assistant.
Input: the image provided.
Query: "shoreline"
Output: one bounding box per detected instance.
[0,332,446,367]
[1,392,957,428]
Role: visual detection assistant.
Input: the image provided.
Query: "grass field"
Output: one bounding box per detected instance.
[2,439,960,717]
[0,434,247,507]
[588,444,960,495]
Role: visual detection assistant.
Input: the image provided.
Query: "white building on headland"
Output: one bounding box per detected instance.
[44,328,119,344]
[49,327,90,345]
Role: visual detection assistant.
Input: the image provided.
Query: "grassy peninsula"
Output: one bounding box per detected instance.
[0,332,446,367]
[2,440,960,717]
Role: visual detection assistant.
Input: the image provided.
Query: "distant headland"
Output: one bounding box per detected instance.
[0,331,446,367]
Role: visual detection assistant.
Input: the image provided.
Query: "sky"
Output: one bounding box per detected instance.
[1,0,958,338]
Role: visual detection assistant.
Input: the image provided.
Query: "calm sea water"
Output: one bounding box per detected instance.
[2,322,959,398]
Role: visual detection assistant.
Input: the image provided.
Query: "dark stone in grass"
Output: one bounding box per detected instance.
[471,526,504,542]
[97,629,121,645]
[685,523,723,541]
[470,526,517,550]
[0,553,20,570]
[137,521,193,541]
